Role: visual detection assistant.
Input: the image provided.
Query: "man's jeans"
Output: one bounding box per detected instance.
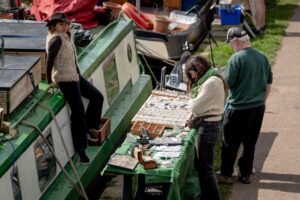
[195,120,221,200]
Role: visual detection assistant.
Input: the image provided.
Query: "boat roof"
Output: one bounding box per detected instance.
[0,20,47,51]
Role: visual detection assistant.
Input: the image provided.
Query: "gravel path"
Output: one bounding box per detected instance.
[229,4,300,200]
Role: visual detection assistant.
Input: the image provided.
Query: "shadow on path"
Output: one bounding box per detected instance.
[229,131,298,199]
[258,172,300,194]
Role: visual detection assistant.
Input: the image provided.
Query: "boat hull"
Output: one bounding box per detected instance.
[135,18,208,60]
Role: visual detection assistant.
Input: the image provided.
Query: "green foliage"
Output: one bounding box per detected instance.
[198,0,299,68]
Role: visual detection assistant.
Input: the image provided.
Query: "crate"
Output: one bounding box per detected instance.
[131,121,165,139]
[89,118,111,145]
[0,55,41,116]
[219,6,241,25]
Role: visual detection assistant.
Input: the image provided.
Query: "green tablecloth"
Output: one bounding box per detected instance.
[105,129,200,200]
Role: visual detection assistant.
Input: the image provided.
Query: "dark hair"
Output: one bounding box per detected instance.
[185,55,212,89]
[185,55,228,91]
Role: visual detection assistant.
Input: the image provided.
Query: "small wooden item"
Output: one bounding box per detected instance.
[89,118,111,145]
[131,121,165,138]
[137,150,157,170]
[0,55,41,116]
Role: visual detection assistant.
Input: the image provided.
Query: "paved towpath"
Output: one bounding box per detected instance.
[229,3,300,200]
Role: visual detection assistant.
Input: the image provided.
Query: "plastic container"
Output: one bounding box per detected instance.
[219,6,241,25]
[153,16,170,33]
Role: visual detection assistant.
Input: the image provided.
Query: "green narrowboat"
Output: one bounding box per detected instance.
[0,16,152,200]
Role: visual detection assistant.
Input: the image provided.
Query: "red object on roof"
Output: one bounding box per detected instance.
[122,2,151,30]
[31,0,98,29]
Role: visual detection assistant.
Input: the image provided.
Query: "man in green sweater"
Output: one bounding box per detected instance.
[218,27,272,184]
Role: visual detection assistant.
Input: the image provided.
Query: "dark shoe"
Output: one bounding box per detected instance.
[238,175,251,184]
[78,150,90,165]
[217,175,234,184]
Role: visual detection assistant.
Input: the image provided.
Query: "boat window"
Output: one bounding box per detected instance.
[103,54,119,105]
[34,128,56,192]
[11,166,22,200]
[127,43,132,63]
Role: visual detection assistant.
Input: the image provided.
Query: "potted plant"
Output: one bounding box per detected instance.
[153,15,170,33]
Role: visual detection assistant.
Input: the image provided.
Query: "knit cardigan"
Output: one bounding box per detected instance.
[188,76,225,121]
[46,32,79,83]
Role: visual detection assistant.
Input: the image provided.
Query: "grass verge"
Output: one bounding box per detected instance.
[197,0,299,199]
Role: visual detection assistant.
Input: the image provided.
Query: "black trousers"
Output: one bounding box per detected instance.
[221,105,265,177]
[58,76,104,151]
[195,120,221,200]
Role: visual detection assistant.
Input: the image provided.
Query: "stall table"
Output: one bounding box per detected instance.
[104,129,200,200]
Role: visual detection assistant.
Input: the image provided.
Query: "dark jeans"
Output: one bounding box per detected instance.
[221,105,265,177]
[195,120,221,200]
[58,76,104,151]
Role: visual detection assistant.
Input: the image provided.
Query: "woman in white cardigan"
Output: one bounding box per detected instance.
[185,55,227,200]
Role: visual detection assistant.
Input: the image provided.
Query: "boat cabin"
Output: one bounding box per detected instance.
[0,16,152,200]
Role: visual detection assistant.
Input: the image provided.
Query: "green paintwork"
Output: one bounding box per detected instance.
[41,75,152,200]
[0,15,153,200]
[76,17,134,78]
[0,16,134,178]
[0,82,65,178]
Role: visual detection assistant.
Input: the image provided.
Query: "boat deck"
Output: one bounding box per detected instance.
[41,74,152,200]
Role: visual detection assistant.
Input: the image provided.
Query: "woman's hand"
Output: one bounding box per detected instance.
[50,82,58,88]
